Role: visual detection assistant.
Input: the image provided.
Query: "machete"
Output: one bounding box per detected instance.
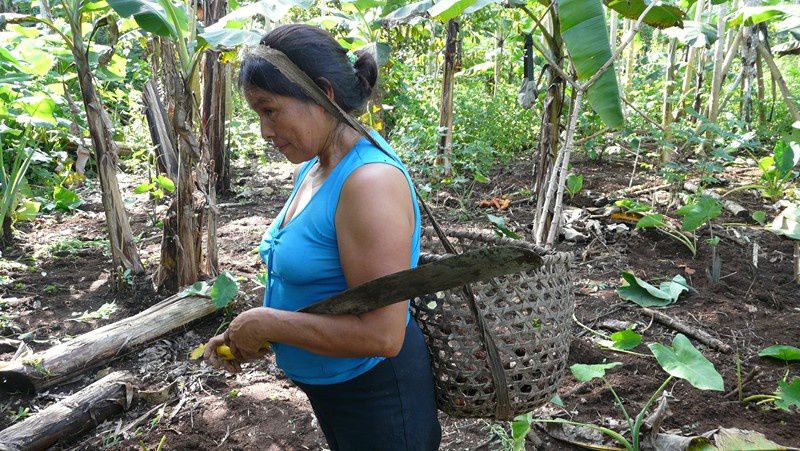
[211,245,542,360]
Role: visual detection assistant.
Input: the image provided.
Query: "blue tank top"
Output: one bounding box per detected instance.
[259,132,421,385]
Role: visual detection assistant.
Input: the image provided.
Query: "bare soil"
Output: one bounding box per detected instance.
[0,149,797,450]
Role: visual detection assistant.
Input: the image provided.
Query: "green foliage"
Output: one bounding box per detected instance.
[209,272,239,309]
[510,412,532,451]
[487,214,520,239]
[618,272,689,307]
[605,0,684,29]
[675,195,722,232]
[759,345,800,363]
[558,0,623,128]
[648,334,724,391]
[51,185,82,211]
[775,378,800,411]
[755,140,798,202]
[570,362,623,382]
[608,329,642,351]
[566,174,583,199]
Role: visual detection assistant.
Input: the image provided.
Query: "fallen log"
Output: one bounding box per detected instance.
[640,307,733,353]
[683,181,748,218]
[0,371,135,451]
[0,291,218,393]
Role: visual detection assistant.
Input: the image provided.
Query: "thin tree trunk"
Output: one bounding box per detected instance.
[436,19,459,177]
[493,30,503,97]
[202,0,229,194]
[68,19,144,289]
[708,4,726,123]
[677,0,705,118]
[757,42,800,123]
[740,0,760,125]
[661,38,677,162]
[532,9,564,242]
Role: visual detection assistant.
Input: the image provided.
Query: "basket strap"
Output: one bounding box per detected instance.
[246,45,511,418]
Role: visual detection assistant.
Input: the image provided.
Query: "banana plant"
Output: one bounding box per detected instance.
[1,1,146,287]
[107,0,310,291]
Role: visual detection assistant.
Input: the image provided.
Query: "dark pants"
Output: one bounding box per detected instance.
[293,321,442,451]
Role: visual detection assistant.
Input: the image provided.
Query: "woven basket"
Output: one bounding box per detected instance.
[410,227,575,420]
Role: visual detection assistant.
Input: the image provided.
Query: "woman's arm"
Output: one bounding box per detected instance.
[210,163,415,365]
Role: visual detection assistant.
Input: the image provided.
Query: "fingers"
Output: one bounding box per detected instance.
[202,333,240,374]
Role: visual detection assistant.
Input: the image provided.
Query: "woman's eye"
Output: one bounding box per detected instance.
[263,109,274,117]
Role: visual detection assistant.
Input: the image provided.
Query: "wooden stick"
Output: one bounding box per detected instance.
[0,291,219,393]
[0,371,135,451]
[640,307,732,353]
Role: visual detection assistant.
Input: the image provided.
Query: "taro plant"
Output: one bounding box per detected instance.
[767,202,800,283]
[525,334,724,451]
[726,140,799,202]
[741,345,800,411]
[620,195,722,257]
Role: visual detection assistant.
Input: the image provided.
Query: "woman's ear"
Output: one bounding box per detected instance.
[316,77,335,102]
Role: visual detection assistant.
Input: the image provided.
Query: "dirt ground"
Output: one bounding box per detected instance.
[0,147,798,450]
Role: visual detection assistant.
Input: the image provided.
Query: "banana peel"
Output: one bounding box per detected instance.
[189,343,270,361]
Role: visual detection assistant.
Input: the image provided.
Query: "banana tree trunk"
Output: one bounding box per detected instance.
[661,38,677,162]
[68,19,144,289]
[436,19,459,177]
[202,0,229,195]
[609,9,617,48]
[533,9,564,242]
[153,41,207,292]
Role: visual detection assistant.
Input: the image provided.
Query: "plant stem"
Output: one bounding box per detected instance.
[604,378,634,433]
[736,354,743,402]
[632,376,673,450]
[742,394,779,403]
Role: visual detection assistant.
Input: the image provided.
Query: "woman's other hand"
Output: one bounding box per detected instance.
[203,307,271,373]
[225,307,271,362]
[202,333,242,374]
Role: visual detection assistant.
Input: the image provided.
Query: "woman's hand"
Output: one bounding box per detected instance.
[202,307,271,373]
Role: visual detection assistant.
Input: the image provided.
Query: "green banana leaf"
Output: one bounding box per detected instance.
[558,0,624,129]
[106,0,179,38]
[606,0,685,29]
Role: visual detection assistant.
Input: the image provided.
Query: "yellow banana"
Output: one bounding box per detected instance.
[190,342,270,361]
[215,343,270,361]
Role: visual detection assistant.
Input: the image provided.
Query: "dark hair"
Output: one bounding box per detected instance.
[239,24,378,113]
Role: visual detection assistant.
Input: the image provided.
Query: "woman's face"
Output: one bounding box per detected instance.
[244,87,332,164]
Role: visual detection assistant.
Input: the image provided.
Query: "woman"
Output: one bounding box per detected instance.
[202,24,442,451]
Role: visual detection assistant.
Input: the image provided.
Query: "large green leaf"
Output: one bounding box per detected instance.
[382,0,432,24]
[728,5,800,27]
[428,0,479,21]
[775,378,800,411]
[663,20,718,48]
[759,345,800,363]
[617,272,689,307]
[558,0,623,129]
[106,0,177,38]
[676,196,722,232]
[605,0,685,29]
[198,28,263,50]
[570,362,623,382]
[209,271,239,309]
[648,334,724,391]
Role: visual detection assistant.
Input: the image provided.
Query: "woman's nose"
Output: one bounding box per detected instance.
[260,117,275,140]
